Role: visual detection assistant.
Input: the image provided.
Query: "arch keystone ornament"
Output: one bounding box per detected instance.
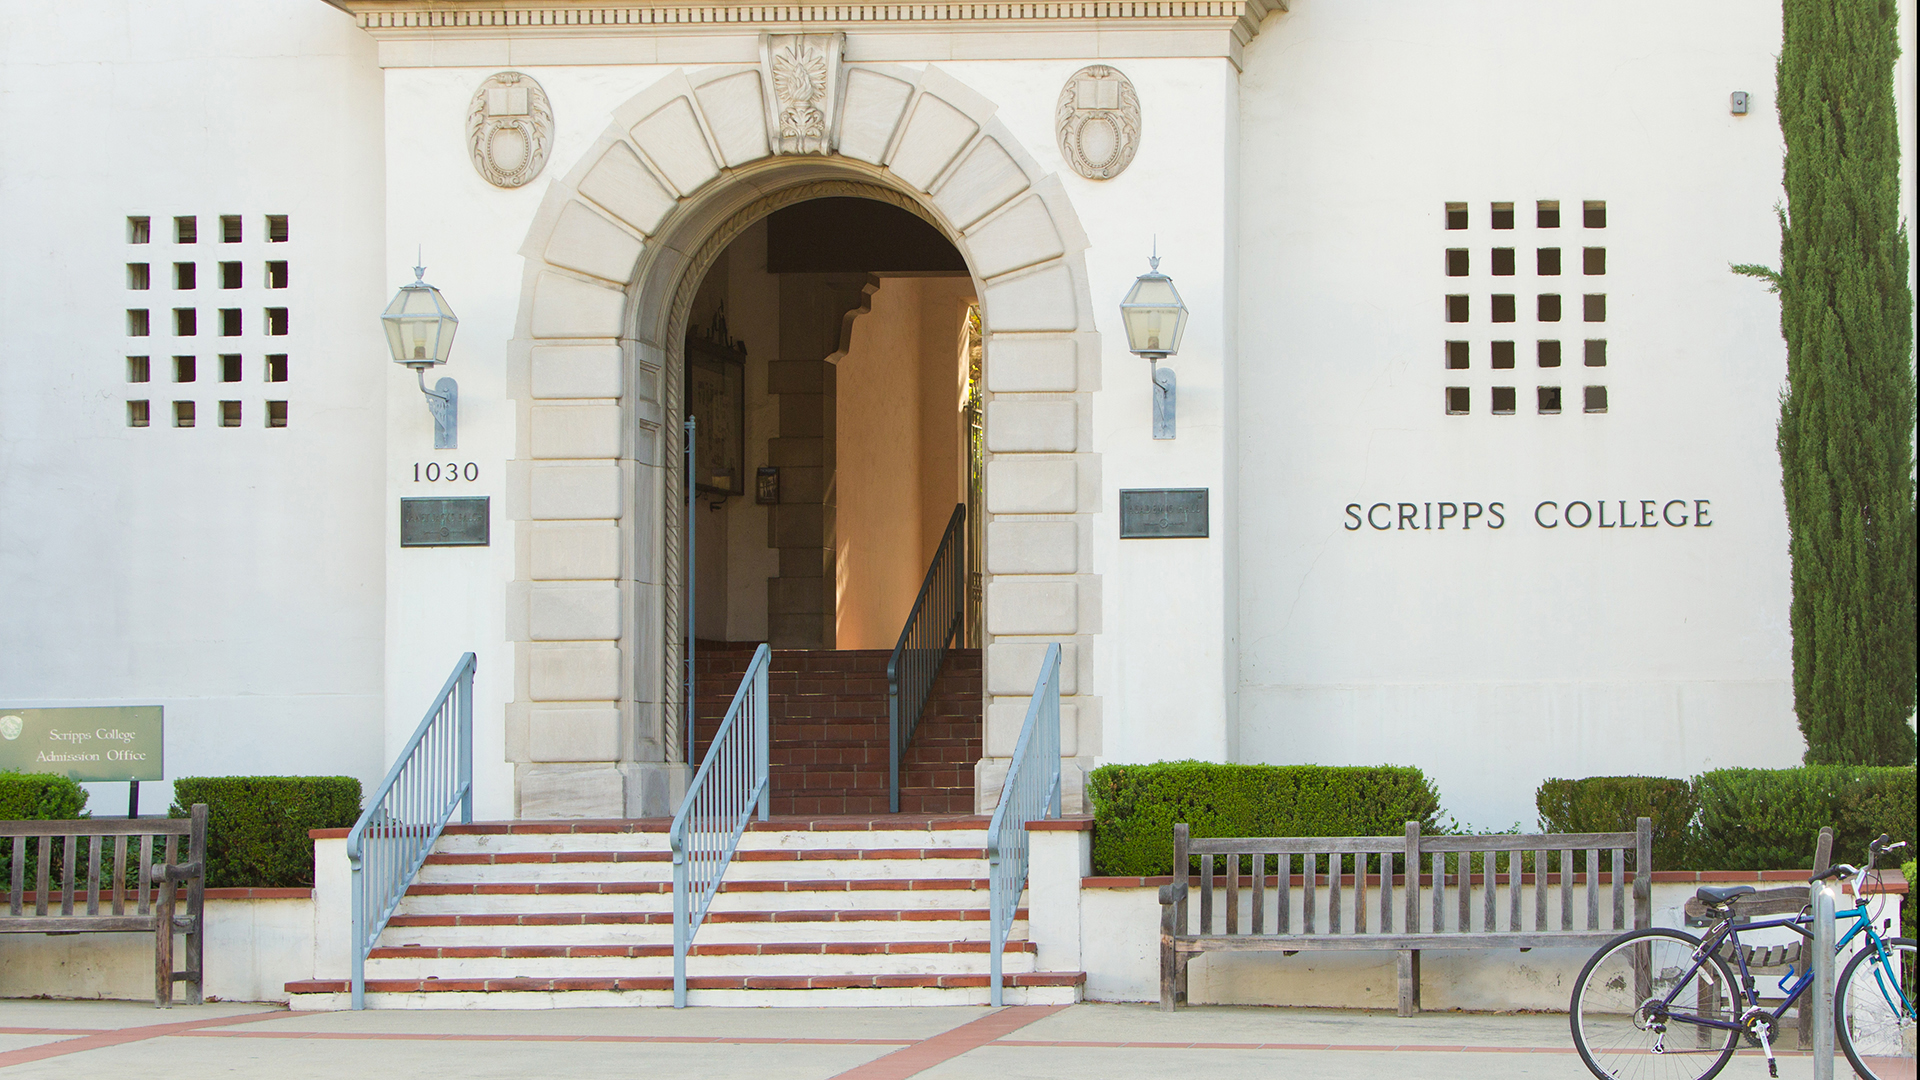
[1055,66,1140,181]
[468,72,553,188]
[761,33,844,156]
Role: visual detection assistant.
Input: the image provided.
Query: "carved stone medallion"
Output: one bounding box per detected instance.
[1056,65,1141,181]
[760,33,843,155]
[466,72,553,188]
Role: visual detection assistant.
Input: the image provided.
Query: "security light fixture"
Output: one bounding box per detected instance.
[383,261,460,449]
[1120,247,1187,439]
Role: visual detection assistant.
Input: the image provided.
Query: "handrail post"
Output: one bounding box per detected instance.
[458,662,474,824]
[673,847,690,1008]
[349,853,365,1010]
[755,656,770,822]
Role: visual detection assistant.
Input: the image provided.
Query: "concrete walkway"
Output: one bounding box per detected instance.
[0,999,1834,1078]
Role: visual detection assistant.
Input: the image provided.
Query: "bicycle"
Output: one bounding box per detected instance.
[1569,835,1914,1080]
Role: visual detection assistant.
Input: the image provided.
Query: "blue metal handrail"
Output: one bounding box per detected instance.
[984,642,1062,1006]
[347,652,475,1010]
[887,503,967,813]
[669,642,771,1008]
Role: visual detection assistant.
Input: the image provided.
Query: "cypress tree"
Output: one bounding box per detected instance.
[1760,0,1916,763]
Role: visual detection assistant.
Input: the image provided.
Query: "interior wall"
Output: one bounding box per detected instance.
[688,250,731,641]
[722,220,781,642]
[835,275,975,650]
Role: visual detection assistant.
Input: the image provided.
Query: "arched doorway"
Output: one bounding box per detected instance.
[505,45,1101,818]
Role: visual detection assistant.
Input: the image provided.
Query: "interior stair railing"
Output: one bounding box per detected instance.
[347,651,475,1010]
[670,642,772,1008]
[985,642,1062,1005]
[887,503,967,813]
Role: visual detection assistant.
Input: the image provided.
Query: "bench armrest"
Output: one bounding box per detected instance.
[1158,879,1187,906]
[151,861,204,883]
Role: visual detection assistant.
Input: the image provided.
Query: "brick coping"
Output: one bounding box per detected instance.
[310,814,993,840]
[1083,868,1910,894]
[7,887,311,903]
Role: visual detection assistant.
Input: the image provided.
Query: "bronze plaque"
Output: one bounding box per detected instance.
[1119,488,1209,539]
[401,496,490,547]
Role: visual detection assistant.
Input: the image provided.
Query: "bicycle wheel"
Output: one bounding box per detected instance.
[1836,936,1915,1080]
[1570,927,1741,1080]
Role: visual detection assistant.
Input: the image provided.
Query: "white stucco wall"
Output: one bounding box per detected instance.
[0,2,389,810]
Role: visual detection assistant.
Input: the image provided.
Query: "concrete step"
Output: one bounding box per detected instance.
[397,886,1006,915]
[363,945,1040,979]
[285,971,1084,1010]
[373,917,1025,948]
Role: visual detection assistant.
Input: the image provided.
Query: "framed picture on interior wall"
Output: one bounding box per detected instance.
[756,466,780,505]
[685,313,746,497]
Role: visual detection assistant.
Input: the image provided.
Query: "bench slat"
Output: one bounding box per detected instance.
[1251,855,1264,935]
[1380,851,1393,935]
[1225,854,1238,936]
[1611,848,1625,930]
[0,819,194,837]
[60,835,75,917]
[1508,852,1521,933]
[1191,836,1404,855]
[1586,849,1600,930]
[1200,854,1213,936]
[1560,849,1573,931]
[1534,848,1547,930]
[1329,852,1342,934]
[112,835,128,916]
[1304,853,1317,935]
[1403,823,1420,938]
[137,835,154,916]
[1175,931,1639,953]
[35,836,51,917]
[8,836,23,917]
[0,915,170,933]
[87,836,102,917]
[1417,831,1637,853]
[1276,854,1290,934]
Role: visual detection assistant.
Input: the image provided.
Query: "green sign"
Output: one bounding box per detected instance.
[0,707,163,782]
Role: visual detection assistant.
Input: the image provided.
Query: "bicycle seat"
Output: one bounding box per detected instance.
[1696,885,1756,906]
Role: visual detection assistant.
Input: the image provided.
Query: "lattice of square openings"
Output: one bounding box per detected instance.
[1584,201,1607,228]
[127,217,150,244]
[174,263,195,290]
[1491,248,1515,276]
[266,215,289,243]
[1446,202,1468,229]
[221,262,242,289]
[1491,202,1515,230]
[1446,295,1469,322]
[1491,341,1515,368]
[1584,247,1606,275]
[127,310,149,337]
[173,308,196,336]
[266,308,288,336]
[1537,200,1560,228]
[1538,386,1562,414]
[266,354,288,382]
[173,401,195,428]
[266,400,288,428]
[1585,339,1607,366]
[174,216,196,244]
[267,261,288,289]
[1584,294,1607,322]
[1584,386,1608,413]
[1446,249,1469,276]
[126,400,150,428]
[219,309,241,336]
[1491,295,1516,322]
[220,355,242,382]
[126,356,150,383]
[1491,387,1516,414]
[1446,387,1470,414]
[1538,294,1562,322]
[127,264,149,290]
[173,356,195,383]
[1537,340,1562,368]
[221,215,242,243]
[220,401,242,427]
[1445,341,1469,369]
[1537,248,1561,276]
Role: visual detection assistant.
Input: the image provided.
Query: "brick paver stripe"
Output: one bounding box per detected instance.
[825,1005,1070,1080]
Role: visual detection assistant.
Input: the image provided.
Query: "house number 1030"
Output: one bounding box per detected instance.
[414,462,479,483]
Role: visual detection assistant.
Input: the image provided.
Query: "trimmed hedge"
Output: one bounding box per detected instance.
[1692,766,1916,871]
[1536,776,1698,869]
[170,777,361,889]
[1087,762,1442,877]
[0,771,91,888]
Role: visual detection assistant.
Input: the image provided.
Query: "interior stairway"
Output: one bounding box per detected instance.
[692,645,981,816]
[283,817,1085,1008]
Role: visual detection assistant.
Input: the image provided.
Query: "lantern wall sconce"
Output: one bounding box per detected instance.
[382,262,461,449]
[1119,248,1188,439]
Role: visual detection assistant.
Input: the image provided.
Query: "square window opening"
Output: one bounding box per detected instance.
[126,356,150,383]
[1585,339,1608,366]
[1538,294,1562,322]
[127,309,149,337]
[1584,247,1606,275]
[1537,340,1562,368]
[1446,249,1469,276]
[1491,248,1515,276]
[1445,202,1468,230]
[173,308,196,336]
[221,262,242,289]
[220,354,242,382]
[127,216,151,244]
[126,400,150,428]
[1491,294,1516,323]
[266,307,288,336]
[174,216,197,244]
[1584,294,1607,322]
[1491,202,1515,230]
[220,215,242,243]
[221,309,242,336]
[173,401,195,428]
[1537,200,1561,229]
[1446,295,1470,322]
[266,215,289,243]
[174,262,195,290]
[220,400,242,427]
[1491,341,1515,368]
[1492,386,1516,414]
[1584,385,1608,413]
[267,261,288,289]
[267,400,288,428]
[1445,341,1469,369]
[1583,200,1607,228]
[173,356,196,383]
[1537,248,1561,276]
[266,354,288,382]
[1538,386,1563,414]
[1446,387,1471,415]
[127,263,149,290]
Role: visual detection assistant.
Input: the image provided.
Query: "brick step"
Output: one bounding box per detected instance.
[409,877,992,898]
[362,952,1042,981]
[423,846,986,867]
[397,889,1003,915]
[386,907,1024,928]
[372,918,1022,949]
[287,971,1082,996]
[368,940,1034,961]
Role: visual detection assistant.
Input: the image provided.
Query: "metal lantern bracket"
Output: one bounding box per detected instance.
[417,369,458,449]
[1151,362,1175,440]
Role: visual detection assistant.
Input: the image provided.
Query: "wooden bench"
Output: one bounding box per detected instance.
[1159,817,1652,1014]
[1,805,208,1006]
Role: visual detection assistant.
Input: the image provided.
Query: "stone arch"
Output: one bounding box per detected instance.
[505,51,1101,818]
